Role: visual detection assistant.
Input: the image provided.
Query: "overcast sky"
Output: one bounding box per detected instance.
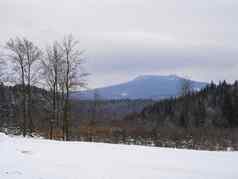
[1,0,238,88]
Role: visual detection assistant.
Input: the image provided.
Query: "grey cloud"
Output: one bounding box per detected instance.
[1,0,238,87]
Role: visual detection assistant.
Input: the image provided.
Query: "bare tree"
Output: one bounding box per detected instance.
[41,42,64,139]
[61,34,87,141]
[23,39,42,134]
[5,37,42,136]
[5,38,27,136]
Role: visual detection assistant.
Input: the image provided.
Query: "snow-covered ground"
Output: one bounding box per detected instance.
[0,133,238,179]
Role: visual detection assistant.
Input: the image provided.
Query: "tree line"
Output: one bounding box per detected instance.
[0,35,87,140]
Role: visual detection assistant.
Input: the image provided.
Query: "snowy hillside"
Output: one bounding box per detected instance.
[0,133,237,179]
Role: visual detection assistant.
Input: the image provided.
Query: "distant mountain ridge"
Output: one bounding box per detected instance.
[71,75,208,100]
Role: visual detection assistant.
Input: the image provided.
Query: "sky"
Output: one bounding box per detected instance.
[1,0,238,88]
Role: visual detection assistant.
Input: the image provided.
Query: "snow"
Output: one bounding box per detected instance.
[121,92,128,97]
[0,133,238,179]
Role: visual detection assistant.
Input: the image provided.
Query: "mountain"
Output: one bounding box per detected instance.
[71,75,208,100]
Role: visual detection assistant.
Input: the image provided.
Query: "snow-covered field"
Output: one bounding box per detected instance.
[0,133,238,179]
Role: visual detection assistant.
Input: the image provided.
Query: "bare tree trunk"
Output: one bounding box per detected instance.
[27,83,34,134]
[56,88,60,128]
[63,53,70,141]
[49,119,53,139]
[27,64,34,135]
[51,79,56,139]
[21,66,27,137]
[60,84,65,139]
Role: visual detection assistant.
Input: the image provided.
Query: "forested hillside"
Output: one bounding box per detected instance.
[71,99,154,121]
[0,84,51,132]
[129,81,238,128]
[117,81,238,150]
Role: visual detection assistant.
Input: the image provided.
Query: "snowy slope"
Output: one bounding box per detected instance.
[0,133,238,179]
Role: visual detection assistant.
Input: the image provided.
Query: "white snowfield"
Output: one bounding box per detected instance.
[0,133,238,179]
